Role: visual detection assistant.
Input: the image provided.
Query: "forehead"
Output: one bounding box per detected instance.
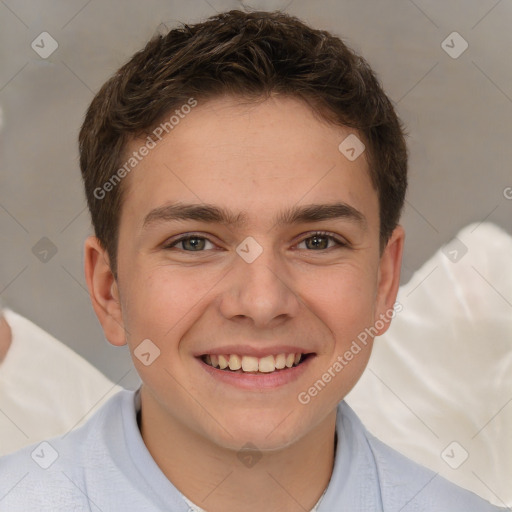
[119,95,377,230]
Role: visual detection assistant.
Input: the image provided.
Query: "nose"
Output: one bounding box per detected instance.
[218,241,301,329]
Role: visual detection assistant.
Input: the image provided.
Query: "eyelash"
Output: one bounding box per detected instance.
[164,231,347,252]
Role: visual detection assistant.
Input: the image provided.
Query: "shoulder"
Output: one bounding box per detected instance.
[339,403,505,511]
[0,308,122,455]
[367,433,504,511]
[0,390,133,511]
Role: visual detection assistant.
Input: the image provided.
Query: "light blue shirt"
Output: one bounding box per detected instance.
[0,389,505,511]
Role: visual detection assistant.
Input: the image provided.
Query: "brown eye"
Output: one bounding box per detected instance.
[166,235,214,251]
[297,232,346,251]
[307,234,329,250]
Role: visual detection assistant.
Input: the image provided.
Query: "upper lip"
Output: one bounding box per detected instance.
[194,345,315,358]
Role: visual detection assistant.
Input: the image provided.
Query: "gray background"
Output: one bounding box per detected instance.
[0,0,511,389]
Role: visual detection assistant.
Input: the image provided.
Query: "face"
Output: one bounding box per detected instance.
[86,95,403,451]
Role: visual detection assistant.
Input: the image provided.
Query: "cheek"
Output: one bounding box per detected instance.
[118,271,198,396]
[331,287,377,344]
[304,264,377,393]
[120,268,203,345]
[309,263,378,337]
[335,275,378,378]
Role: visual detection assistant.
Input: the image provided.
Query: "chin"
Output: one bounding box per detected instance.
[204,407,310,453]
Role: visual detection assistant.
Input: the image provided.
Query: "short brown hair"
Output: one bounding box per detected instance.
[79,9,407,277]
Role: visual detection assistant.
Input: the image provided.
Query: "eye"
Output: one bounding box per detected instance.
[296,231,347,251]
[164,231,347,253]
[165,234,215,252]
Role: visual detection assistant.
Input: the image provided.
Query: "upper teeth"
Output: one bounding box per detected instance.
[204,353,303,373]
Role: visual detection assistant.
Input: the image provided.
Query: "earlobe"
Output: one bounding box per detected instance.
[84,236,127,346]
[374,225,405,336]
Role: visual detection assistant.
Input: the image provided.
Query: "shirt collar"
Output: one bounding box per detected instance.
[316,401,383,511]
[129,390,382,511]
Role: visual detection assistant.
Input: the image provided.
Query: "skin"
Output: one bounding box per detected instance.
[0,314,12,363]
[85,95,404,512]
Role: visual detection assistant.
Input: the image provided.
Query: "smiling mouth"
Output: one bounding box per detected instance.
[200,352,313,374]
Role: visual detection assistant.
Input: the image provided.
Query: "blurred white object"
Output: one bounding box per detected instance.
[346,222,512,508]
[0,308,122,455]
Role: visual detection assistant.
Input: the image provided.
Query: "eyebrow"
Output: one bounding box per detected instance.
[142,201,367,230]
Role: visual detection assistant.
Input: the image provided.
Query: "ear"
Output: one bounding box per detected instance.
[84,236,127,346]
[373,225,405,336]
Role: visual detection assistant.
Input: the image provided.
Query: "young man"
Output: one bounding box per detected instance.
[0,10,504,511]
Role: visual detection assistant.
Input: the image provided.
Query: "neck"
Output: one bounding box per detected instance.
[0,315,12,363]
[139,388,337,512]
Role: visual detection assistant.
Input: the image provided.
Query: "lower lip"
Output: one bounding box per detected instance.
[196,356,314,390]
